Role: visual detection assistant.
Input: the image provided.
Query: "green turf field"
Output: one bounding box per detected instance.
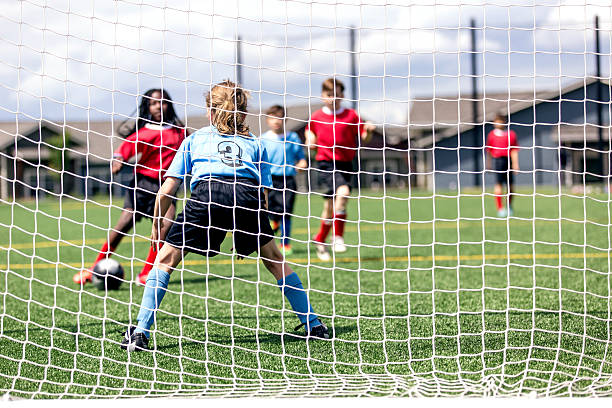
[0,189,611,397]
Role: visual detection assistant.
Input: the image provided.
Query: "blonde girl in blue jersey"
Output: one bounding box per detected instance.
[121,80,329,351]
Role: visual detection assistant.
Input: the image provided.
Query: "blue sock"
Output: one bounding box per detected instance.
[280,216,292,246]
[277,272,320,330]
[135,268,171,338]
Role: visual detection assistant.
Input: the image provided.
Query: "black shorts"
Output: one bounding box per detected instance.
[165,179,274,258]
[492,157,514,185]
[123,174,162,222]
[315,160,354,197]
[268,176,297,221]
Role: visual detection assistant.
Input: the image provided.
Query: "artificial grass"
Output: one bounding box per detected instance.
[0,188,611,397]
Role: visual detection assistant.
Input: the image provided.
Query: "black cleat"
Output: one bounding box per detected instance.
[295,319,331,339]
[120,326,150,352]
[309,322,330,339]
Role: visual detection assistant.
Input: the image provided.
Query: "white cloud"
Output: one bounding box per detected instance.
[0,0,609,125]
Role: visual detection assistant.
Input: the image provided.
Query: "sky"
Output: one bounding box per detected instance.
[0,0,611,127]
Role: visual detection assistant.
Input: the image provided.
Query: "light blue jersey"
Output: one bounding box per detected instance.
[260,130,306,177]
[166,125,272,190]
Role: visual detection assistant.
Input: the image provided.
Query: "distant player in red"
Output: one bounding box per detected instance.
[73,89,186,285]
[305,78,375,261]
[486,114,519,217]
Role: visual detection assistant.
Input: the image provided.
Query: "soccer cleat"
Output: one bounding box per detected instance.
[332,236,347,253]
[508,207,514,217]
[314,241,331,262]
[73,269,92,285]
[309,322,330,339]
[295,319,331,339]
[271,220,280,234]
[497,208,508,218]
[280,244,293,256]
[120,326,149,352]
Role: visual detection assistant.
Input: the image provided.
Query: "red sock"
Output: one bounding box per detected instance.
[93,241,115,266]
[314,220,333,243]
[495,195,503,210]
[139,245,158,279]
[334,212,347,237]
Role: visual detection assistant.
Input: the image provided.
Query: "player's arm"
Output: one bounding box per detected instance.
[305,129,317,151]
[151,177,181,245]
[264,188,269,210]
[295,159,308,171]
[112,131,149,174]
[510,149,519,171]
[510,131,519,170]
[360,121,376,144]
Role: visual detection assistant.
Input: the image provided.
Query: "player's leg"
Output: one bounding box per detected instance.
[332,184,350,252]
[313,198,333,261]
[494,157,508,217]
[494,182,505,217]
[507,169,515,216]
[260,236,329,339]
[122,242,184,351]
[279,177,296,254]
[73,208,135,284]
[268,185,282,234]
[137,202,177,284]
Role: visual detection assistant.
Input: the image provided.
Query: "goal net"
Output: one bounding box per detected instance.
[0,0,611,398]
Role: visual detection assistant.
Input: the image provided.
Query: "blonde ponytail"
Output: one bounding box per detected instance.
[205,80,250,136]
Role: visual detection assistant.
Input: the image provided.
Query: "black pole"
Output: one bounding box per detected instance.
[470,19,480,187]
[349,26,357,109]
[236,35,243,85]
[595,16,604,177]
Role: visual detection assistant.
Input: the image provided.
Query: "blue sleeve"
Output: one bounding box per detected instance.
[259,145,273,188]
[165,137,191,179]
[290,132,306,161]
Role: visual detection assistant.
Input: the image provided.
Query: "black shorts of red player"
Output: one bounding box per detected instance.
[491,156,515,185]
[314,160,354,197]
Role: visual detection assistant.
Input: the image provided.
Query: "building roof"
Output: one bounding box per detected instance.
[553,123,612,144]
[412,77,611,148]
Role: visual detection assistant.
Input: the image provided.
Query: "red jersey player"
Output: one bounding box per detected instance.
[305,78,375,261]
[73,89,186,286]
[486,114,520,217]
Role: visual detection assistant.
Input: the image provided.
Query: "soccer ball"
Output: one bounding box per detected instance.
[92,258,124,291]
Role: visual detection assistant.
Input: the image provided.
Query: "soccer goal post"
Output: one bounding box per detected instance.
[1,0,611,398]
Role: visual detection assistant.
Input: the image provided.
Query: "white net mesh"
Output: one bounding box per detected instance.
[0,0,612,398]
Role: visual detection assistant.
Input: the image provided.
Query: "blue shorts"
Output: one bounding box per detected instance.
[165,178,274,257]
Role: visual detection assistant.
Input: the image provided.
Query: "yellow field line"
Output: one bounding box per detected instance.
[1,216,605,251]
[0,251,609,271]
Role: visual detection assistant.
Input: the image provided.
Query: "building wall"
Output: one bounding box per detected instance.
[432,82,611,191]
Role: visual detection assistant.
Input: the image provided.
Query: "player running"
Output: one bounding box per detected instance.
[486,114,520,217]
[73,89,186,286]
[120,80,329,351]
[260,105,307,255]
[305,78,375,261]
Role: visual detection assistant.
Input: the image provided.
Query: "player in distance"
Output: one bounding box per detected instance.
[121,80,329,352]
[73,89,186,286]
[260,105,308,255]
[486,114,520,217]
[305,78,375,261]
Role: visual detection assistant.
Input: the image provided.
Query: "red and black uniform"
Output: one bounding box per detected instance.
[306,107,363,196]
[115,123,185,221]
[486,128,518,185]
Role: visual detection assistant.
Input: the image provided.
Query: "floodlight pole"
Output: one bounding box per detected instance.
[236,35,243,85]
[595,16,604,177]
[470,18,480,187]
[349,26,358,109]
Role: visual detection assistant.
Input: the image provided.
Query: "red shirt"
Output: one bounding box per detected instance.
[486,128,518,158]
[115,124,186,180]
[306,107,364,162]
